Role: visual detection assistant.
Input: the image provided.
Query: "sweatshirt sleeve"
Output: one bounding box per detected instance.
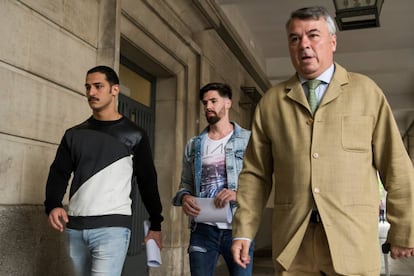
[44,134,73,215]
[133,131,163,231]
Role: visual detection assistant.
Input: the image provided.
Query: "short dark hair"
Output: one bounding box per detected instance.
[87,65,119,85]
[199,82,232,101]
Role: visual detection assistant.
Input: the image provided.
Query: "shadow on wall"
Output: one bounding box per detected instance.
[0,205,73,276]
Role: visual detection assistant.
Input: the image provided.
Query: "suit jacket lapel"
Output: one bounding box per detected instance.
[320,63,349,108]
[285,63,351,111]
[285,75,309,109]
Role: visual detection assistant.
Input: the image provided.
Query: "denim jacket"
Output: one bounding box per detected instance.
[173,122,250,206]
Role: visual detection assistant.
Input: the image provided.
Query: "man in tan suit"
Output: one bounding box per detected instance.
[231,6,414,275]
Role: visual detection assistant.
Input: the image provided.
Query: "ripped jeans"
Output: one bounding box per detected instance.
[188,223,254,276]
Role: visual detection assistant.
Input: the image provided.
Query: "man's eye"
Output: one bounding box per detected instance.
[290,36,299,43]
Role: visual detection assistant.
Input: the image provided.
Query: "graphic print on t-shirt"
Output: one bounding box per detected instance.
[200,133,232,198]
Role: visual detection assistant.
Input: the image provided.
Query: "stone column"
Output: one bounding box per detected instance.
[97,0,121,69]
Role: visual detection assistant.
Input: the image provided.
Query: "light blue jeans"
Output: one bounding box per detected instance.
[66,227,131,276]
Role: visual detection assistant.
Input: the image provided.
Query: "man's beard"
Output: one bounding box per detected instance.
[206,115,220,125]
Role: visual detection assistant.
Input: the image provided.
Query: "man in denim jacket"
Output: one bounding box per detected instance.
[173,82,254,275]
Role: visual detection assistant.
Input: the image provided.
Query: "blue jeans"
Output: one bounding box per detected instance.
[66,227,131,276]
[188,223,254,276]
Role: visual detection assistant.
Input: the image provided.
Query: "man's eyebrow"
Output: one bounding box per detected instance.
[85,82,103,87]
[307,28,320,34]
[203,97,218,101]
[289,28,320,37]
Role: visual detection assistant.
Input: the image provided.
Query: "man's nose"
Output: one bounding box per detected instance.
[87,87,96,96]
[206,101,214,109]
[299,36,310,48]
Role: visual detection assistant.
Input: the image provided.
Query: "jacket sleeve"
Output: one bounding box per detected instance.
[232,101,274,240]
[133,131,163,231]
[172,138,195,206]
[373,91,414,247]
[44,134,73,215]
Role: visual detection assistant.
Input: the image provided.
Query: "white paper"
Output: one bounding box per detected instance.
[143,220,162,267]
[194,198,233,223]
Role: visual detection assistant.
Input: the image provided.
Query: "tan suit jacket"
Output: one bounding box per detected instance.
[233,63,414,274]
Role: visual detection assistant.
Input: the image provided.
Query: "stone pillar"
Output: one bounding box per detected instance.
[97,0,121,69]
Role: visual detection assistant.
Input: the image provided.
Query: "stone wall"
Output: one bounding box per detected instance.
[0,206,73,276]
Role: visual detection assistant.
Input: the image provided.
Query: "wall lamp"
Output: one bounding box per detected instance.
[333,0,384,31]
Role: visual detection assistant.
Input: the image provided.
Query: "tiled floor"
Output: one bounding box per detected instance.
[216,222,414,275]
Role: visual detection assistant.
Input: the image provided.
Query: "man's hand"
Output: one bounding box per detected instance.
[182,194,201,217]
[144,230,162,249]
[231,239,251,269]
[391,245,414,259]
[214,188,236,208]
[48,207,68,232]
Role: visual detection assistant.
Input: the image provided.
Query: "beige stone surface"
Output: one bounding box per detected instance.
[0,135,24,204]
[0,0,97,93]
[0,64,90,144]
[0,134,65,204]
[21,141,59,204]
[20,0,99,46]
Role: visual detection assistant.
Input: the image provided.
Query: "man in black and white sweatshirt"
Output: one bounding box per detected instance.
[44,65,163,276]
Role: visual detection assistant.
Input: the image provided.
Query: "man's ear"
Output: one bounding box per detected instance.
[225,98,232,109]
[331,34,337,52]
[111,84,120,96]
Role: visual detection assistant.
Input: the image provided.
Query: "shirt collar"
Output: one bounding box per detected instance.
[299,63,335,85]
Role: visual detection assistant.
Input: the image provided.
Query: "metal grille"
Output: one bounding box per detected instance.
[118,93,154,256]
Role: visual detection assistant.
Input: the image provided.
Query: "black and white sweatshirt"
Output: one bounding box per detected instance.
[44,116,163,231]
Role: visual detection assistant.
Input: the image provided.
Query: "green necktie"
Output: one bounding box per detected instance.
[306,79,321,115]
